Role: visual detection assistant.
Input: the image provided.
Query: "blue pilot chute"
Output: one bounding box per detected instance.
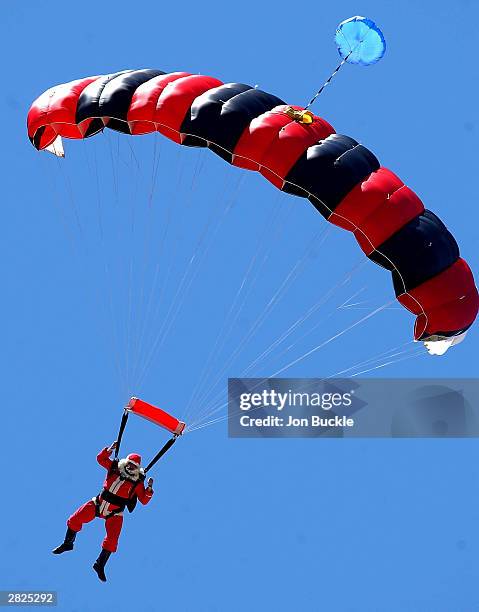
[335,16,386,66]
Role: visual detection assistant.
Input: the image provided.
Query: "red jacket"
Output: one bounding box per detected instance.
[95,447,153,518]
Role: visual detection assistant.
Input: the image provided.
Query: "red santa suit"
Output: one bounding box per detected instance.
[67,448,153,552]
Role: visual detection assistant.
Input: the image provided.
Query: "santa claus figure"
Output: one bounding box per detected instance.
[52,441,154,582]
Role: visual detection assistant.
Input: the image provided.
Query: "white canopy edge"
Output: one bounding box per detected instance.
[45,135,65,158]
[423,330,468,355]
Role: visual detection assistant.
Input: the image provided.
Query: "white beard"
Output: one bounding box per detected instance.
[118,458,144,481]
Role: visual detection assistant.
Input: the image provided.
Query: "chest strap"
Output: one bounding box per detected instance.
[98,489,130,509]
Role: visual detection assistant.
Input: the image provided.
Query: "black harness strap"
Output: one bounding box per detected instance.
[98,489,128,509]
[94,495,124,519]
[114,410,130,459]
[144,435,178,474]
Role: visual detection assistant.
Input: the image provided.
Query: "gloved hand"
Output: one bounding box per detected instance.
[107,441,117,453]
[147,477,154,490]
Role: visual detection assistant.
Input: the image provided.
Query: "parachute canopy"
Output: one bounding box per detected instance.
[127,397,185,435]
[335,16,386,66]
[27,68,479,352]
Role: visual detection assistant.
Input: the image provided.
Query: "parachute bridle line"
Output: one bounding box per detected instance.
[305,50,353,110]
[305,22,379,111]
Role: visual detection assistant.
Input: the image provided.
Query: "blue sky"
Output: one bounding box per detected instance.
[1,0,479,610]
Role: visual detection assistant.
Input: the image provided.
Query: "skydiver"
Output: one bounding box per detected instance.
[52,441,154,582]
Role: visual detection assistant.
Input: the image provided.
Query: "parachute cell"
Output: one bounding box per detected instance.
[27,69,479,350]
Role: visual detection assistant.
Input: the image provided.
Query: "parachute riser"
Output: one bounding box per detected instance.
[144,435,179,474]
[114,406,180,472]
[114,409,130,459]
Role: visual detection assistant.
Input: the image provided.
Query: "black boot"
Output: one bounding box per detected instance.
[93,549,111,582]
[52,527,76,554]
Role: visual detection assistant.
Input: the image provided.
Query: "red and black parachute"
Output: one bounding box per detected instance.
[27,69,479,347]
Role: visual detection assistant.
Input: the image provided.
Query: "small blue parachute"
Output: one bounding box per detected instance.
[335,16,386,66]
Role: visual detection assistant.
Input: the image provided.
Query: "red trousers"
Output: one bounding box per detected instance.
[67,500,123,553]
